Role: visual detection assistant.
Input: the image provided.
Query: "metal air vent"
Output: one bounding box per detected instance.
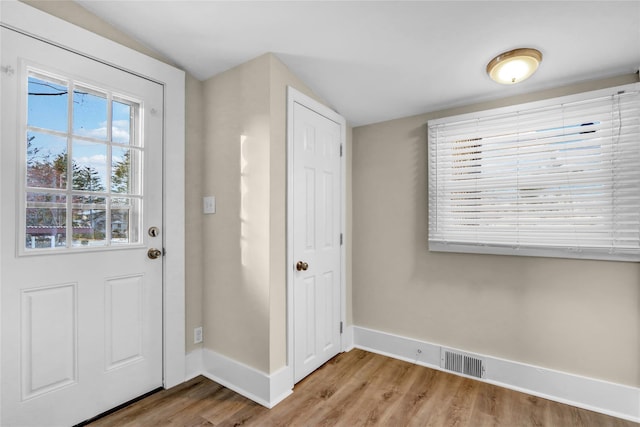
[440,348,485,379]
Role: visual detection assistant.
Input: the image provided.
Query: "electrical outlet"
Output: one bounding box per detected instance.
[194,326,203,344]
[414,348,422,362]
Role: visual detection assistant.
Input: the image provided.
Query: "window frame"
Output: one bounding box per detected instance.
[21,67,145,254]
[428,82,640,262]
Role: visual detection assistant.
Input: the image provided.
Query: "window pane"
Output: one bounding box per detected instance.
[111,197,140,244]
[25,192,67,249]
[72,140,107,192]
[27,132,67,189]
[28,75,68,132]
[112,100,132,144]
[72,193,106,205]
[111,146,131,193]
[72,195,106,247]
[73,88,107,139]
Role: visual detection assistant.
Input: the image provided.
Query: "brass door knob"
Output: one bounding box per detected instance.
[148,248,162,259]
[296,261,309,271]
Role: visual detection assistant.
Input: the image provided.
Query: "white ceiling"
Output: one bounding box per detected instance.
[75,1,640,127]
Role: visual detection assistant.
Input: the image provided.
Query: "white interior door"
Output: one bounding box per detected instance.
[292,98,343,383]
[1,28,164,426]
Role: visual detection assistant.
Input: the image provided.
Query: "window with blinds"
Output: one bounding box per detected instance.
[428,83,640,261]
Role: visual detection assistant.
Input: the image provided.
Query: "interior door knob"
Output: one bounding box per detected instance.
[148,248,162,259]
[296,261,309,271]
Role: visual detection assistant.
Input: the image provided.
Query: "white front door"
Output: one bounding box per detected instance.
[1,28,164,426]
[291,93,344,383]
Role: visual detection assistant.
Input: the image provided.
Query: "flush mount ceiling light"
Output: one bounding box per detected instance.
[487,48,542,85]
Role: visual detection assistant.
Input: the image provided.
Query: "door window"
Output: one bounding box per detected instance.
[25,70,143,251]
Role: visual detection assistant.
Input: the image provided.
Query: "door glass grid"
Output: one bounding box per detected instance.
[25,70,143,251]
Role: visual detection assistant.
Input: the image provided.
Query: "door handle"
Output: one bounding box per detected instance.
[148,248,162,259]
[296,261,309,271]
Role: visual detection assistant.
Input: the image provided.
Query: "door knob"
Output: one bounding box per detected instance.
[296,261,309,271]
[148,248,162,259]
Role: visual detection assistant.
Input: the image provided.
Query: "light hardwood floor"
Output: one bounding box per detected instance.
[87,349,638,427]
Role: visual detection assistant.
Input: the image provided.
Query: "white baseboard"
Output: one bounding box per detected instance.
[342,324,355,352]
[353,326,640,423]
[184,326,356,410]
[201,348,292,408]
[185,348,204,381]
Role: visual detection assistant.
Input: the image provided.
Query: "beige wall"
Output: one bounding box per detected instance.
[203,53,352,373]
[203,54,272,372]
[352,74,640,388]
[184,76,205,354]
[21,0,205,354]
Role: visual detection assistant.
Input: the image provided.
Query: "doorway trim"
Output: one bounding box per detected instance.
[0,0,186,393]
[286,87,347,386]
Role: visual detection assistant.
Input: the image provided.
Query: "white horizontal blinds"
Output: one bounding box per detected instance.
[429,84,640,261]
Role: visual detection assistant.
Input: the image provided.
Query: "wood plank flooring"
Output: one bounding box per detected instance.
[88,349,638,427]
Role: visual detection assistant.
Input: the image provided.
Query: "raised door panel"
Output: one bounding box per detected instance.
[21,284,77,399]
[105,275,144,370]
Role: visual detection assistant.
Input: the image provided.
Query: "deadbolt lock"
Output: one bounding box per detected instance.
[148,226,160,237]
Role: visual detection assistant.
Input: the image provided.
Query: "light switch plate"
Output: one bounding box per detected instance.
[203,196,216,214]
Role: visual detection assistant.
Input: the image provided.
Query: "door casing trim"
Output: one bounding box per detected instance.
[0,0,186,401]
[285,86,347,386]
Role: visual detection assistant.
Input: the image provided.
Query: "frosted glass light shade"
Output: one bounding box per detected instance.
[487,48,542,85]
